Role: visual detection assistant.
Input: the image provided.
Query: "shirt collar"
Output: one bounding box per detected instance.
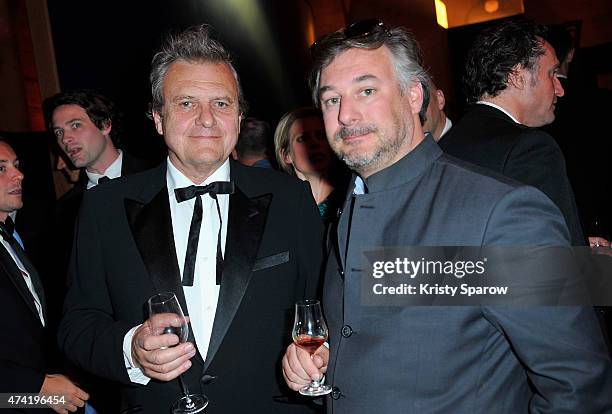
[86,150,123,189]
[352,133,443,194]
[476,101,521,124]
[441,117,452,138]
[166,157,231,194]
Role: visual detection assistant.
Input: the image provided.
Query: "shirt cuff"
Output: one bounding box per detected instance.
[123,325,151,385]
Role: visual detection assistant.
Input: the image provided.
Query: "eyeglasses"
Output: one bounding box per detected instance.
[310,18,391,58]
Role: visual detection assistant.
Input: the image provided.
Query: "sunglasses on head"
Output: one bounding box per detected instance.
[310,18,391,58]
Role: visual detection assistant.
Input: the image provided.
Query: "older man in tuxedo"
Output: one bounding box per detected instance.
[281,19,612,413]
[58,26,323,413]
[0,139,89,413]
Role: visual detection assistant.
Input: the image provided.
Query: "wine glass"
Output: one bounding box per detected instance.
[148,292,208,413]
[590,218,611,253]
[291,299,332,396]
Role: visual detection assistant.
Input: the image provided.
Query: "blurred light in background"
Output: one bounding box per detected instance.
[435,0,524,29]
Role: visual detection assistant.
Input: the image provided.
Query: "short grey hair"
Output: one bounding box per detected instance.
[308,24,430,123]
[149,24,247,116]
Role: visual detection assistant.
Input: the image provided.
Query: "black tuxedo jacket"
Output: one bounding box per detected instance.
[58,161,324,413]
[0,239,53,413]
[440,104,585,245]
[55,151,154,278]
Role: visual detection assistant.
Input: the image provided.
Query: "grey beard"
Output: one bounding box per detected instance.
[334,122,406,174]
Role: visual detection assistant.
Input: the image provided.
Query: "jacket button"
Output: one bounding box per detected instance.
[331,387,341,400]
[341,325,352,338]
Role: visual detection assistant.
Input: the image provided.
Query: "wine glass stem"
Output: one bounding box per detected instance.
[178,375,193,405]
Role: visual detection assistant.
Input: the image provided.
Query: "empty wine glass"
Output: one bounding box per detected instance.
[148,292,208,413]
[291,299,332,396]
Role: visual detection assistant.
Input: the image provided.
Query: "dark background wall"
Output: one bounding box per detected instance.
[46,0,316,160]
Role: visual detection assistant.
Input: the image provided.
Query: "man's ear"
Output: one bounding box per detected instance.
[407,80,424,115]
[152,110,164,136]
[507,66,526,90]
[436,89,446,111]
[101,119,112,137]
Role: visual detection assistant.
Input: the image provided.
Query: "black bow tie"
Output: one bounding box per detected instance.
[98,176,111,184]
[174,181,234,287]
[174,182,235,203]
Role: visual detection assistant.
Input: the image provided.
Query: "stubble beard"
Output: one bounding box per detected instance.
[331,111,407,176]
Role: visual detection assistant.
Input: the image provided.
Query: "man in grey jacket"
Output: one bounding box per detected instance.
[282,19,612,413]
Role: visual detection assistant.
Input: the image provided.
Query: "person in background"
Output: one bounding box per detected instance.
[43,90,154,413]
[0,138,89,413]
[274,107,345,224]
[440,19,584,246]
[43,90,154,279]
[422,79,452,142]
[232,117,275,168]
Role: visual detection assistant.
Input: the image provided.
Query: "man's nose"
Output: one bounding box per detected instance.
[12,169,24,182]
[338,99,361,126]
[196,106,216,128]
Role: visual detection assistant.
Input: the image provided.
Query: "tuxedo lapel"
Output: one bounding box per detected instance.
[202,185,271,372]
[0,244,44,324]
[122,166,189,325]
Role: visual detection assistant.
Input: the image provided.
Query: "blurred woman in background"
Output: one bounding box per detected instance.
[274,107,346,225]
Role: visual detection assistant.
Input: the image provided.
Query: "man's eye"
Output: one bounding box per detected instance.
[324,97,340,106]
[70,122,80,129]
[213,101,229,108]
[179,101,194,109]
[54,130,63,138]
[361,88,375,97]
[0,166,5,172]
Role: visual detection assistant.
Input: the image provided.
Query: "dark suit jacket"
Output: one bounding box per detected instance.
[323,137,612,413]
[58,161,324,413]
[52,151,154,342]
[440,104,585,245]
[55,151,154,282]
[0,239,53,413]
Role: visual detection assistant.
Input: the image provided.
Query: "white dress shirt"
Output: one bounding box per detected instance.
[1,238,45,326]
[476,101,521,124]
[86,150,123,189]
[123,158,230,384]
[440,117,453,138]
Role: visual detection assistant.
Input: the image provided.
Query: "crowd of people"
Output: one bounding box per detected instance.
[1,16,611,414]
